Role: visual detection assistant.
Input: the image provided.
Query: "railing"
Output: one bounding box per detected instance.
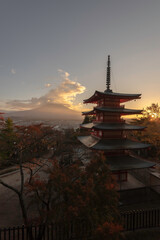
[121,208,160,231]
[0,209,160,239]
[0,220,94,240]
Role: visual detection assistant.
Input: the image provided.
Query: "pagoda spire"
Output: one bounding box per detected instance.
[106,55,112,92]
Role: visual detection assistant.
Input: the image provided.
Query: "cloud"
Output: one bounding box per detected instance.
[45,83,52,88]
[6,70,86,111]
[11,68,16,74]
[58,69,70,78]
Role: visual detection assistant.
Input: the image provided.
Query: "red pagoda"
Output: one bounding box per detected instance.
[78,56,154,183]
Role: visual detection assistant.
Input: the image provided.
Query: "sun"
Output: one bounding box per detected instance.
[146,110,159,120]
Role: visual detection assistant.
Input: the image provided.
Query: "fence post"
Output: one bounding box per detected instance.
[3,227,6,240]
[155,209,157,227]
[13,227,15,240]
[22,225,24,240]
[8,227,11,240]
[132,211,135,231]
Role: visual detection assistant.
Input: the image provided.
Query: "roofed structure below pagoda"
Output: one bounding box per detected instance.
[106,155,155,171]
[78,135,151,150]
[81,122,146,130]
[82,107,142,115]
[83,90,141,104]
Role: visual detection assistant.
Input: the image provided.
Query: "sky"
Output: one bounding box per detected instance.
[0,0,160,112]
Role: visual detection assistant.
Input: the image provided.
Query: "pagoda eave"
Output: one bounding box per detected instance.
[80,122,146,131]
[84,91,141,104]
[78,135,151,151]
[82,110,95,115]
[106,155,155,171]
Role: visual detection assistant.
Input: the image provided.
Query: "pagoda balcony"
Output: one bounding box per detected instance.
[94,118,125,123]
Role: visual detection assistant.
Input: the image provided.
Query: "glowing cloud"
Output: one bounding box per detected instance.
[6,70,86,111]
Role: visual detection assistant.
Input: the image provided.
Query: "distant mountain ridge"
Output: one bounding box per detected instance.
[5,103,82,120]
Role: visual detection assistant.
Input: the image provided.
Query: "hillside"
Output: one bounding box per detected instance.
[6,103,82,120]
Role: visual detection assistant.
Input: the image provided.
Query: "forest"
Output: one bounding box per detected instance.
[0,103,159,240]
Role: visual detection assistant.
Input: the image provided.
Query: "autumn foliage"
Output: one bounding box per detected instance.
[27,153,122,239]
[131,103,160,162]
[0,118,55,168]
[0,117,122,239]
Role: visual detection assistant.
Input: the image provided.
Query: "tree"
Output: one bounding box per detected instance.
[82,115,96,124]
[130,103,160,162]
[142,103,160,120]
[0,118,18,167]
[0,122,55,226]
[0,121,122,239]
[27,153,122,239]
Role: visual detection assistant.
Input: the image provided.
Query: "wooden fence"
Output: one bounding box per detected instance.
[0,209,160,239]
[0,220,93,240]
[121,208,160,231]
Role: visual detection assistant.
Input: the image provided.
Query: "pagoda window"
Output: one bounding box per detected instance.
[100,113,103,121]
[101,100,104,106]
[97,99,104,106]
[113,171,128,182]
[119,172,128,182]
[99,131,102,137]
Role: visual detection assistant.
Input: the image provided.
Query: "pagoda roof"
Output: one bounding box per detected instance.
[77,135,151,151]
[80,122,146,131]
[84,90,141,104]
[106,155,155,171]
[82,107,142,115]
[82,110,95,115]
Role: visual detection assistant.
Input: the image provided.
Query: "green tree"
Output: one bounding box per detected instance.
[0,118,17,167]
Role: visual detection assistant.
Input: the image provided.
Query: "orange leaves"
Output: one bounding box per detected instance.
[105,183,115,190]
[96,221,123,240]
[24,152,120,236]
[25,175,42,188]
[132,114,160,161]
[68,206,79,217]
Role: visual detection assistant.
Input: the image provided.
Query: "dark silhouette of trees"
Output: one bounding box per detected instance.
[130,103,160,162]
[0,118,18,167]
[27,153,122,239]
[82,115,96,124]
[0,119,122,239]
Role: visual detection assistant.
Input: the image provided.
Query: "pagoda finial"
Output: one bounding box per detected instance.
[106,55,112,92]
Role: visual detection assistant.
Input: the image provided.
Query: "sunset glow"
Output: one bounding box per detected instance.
[0,1,160,115]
